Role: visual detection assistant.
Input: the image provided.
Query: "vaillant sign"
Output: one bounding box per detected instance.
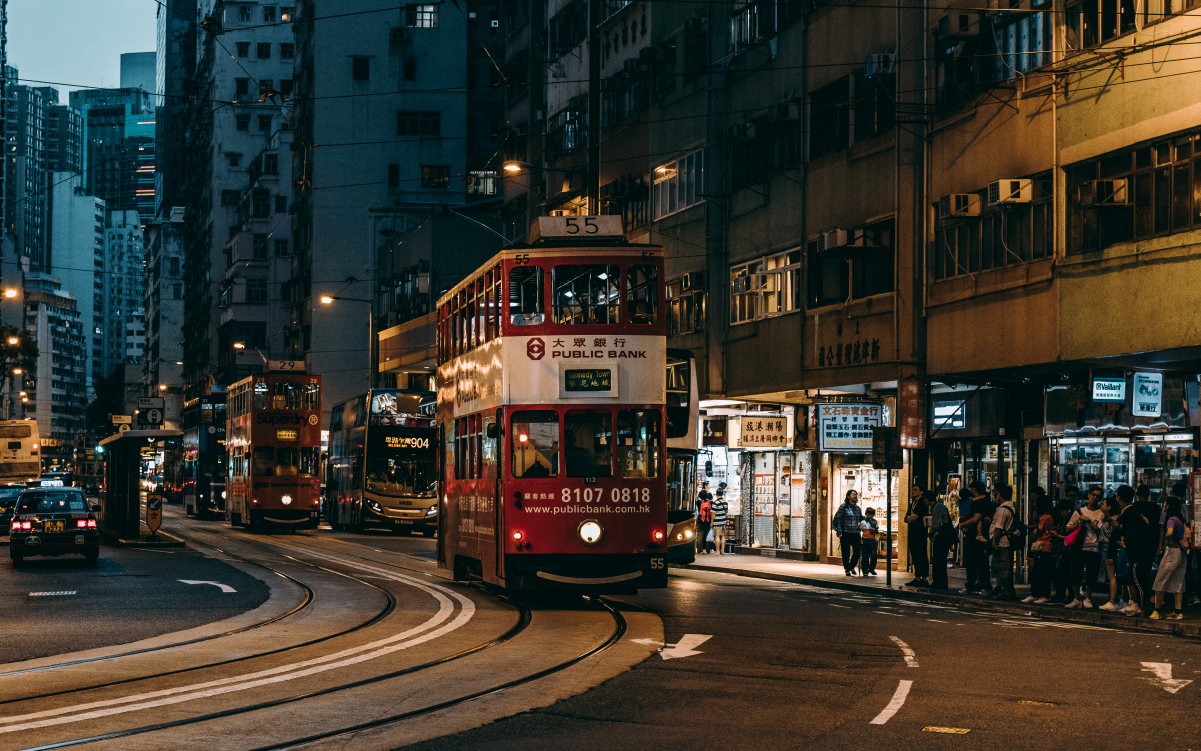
[1092,377,1126,404]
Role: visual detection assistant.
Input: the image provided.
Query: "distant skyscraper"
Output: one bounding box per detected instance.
[48,172,104,398]
[120,52,156,95]
[69,87,155,227]
[5,74,51,270]
[101,210,145,379]
[155,0,196,216]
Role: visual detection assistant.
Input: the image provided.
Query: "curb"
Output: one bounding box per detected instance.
[99,527,186,548]
[675,561,1201,641]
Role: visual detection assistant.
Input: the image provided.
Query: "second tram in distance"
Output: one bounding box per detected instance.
[225,370,322,529]
[436,216,668,593]
[182,390,227,518]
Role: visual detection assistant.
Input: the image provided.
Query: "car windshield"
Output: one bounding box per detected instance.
[0,488,22,500]
[17,491,88,514]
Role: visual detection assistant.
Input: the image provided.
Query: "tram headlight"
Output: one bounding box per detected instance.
[281,495,293,505]
[653,530,665,542]
[577,520,604,545]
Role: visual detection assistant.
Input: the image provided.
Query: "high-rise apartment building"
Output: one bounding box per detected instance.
[181,0,296,396]
[143,207,186,428]
[47,172,104,399]
[155,0,197,215]
[101,210,146,380]
[69,87,155,226]
[5,76,51,268]
[23,274,87,454]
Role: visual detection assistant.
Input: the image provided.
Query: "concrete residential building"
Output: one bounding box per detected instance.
[142,207,186,429]
[23,273,87,458]
[101,210,146,380]
[181,0,296,397]
[47,172,104,399]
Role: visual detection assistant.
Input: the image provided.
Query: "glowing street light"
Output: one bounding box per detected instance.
[233,342,246,349]
[6,337,17,345]
[3,289,16,298]
[320,295,334,304]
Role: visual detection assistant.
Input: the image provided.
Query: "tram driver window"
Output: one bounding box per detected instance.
[617,409,661,478]
[253,447,275,476]
[511,411,559,477]
[509,266,544,325]
[626,265,658,324]
[564,410,613,478]
[553,265,620,325]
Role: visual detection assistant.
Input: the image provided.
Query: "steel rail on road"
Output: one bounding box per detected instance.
[0,527,396,705]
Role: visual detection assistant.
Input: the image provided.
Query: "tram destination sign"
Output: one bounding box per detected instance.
[564,368,613,392]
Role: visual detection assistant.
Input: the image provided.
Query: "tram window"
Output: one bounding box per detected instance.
[509,266,544,325]
[253,447,275,477]
[627,265,658,324]
[511,410,559,477]
[564,410,613,478]
[485,271,497,341]
[466,285,477,349]
[254,381,269,410]
[552,265,620,325]
[617,409,661,478]
[476,278,486,346]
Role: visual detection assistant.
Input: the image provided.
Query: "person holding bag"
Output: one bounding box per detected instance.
[927,491,954,590]
[1022,495,1058,604]
[1150,497,1190,620]
[1063,486,1105,608]
[832,489,864,576]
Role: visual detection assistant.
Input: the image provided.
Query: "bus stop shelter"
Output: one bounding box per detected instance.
[98,429,182,538]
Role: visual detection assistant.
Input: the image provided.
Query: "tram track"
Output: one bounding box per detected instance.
[0,527,397,706]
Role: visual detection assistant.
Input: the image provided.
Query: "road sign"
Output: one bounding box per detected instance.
[146,493,163,536]
[144,408,163,426]
[111,414,132,425]
[137,397,165,410]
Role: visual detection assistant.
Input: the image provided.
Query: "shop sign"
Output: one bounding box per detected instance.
[1092,377,1126,404]
[1132,372,1163,416]
[730,416,789,448]
[899,376,926,449]
[818,403,882,452]
[701,417,727,446]
[932,400,966,429]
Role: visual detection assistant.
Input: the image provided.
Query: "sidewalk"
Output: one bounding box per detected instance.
[675,552,1201,640]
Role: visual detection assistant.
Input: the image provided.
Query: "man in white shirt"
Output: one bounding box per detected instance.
[1063,485,1105,609]
[988,485,1018,600]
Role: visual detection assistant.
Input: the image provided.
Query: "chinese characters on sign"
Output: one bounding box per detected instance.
[818,338,882,367]
[732,416,789,448]
[564,368,613,391]
[1131,372,1163,417]
[898,376,926,450]
[818,403,883,452]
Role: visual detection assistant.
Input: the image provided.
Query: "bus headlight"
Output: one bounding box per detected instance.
[425,506,437,517]
[577,520,604,545]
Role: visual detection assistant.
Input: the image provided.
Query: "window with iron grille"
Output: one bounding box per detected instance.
[667,280,706,336]
[546,107,586,160]
[405,4,438,27]
[808,220,895,306]
[932,177,1052,279]
[729,0,775,52]
[468,170,500,196]
[257,42,272,59]
[236,41,250,57]
[730,251,802,324]
[252,190,271,217]
[397,111,441,137]
[1065,0,1131,52]
[246,278,268,304]
[263,5,277,22]
[421,165,450,189]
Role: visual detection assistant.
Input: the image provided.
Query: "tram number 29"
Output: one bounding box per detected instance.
[561,487,651,503]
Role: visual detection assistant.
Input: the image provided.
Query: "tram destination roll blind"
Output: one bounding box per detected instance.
[564,368,613,392]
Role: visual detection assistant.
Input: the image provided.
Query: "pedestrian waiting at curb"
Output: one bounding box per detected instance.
[1062,485,1106,609]
[904,482,929,587]
[833,489,864,576]
[956,481,993,595]
[988,484,1020,600]
[1023,492,1057,604]
[926,490,954,590]
[859,507,880,576]
[1150,496,1191,620]
[711,485,729,555]
[1098,496,1127,612]
[696,481,713,555]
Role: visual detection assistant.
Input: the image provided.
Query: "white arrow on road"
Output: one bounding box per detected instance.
[1140,662,1193,694]
[632,634,712,660]
[179,580,237,593]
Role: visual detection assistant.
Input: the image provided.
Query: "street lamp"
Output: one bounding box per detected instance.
[158,384,167,391]
[3,289,16,298]
[503,160,532,174]
[6,337,18,345]
[319,295,371,304]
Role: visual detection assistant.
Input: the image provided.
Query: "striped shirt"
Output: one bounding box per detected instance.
[711,495,729,526]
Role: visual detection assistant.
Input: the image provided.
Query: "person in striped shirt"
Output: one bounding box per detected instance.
[711,485,729,555]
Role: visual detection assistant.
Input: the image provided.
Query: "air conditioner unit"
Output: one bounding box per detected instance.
[682,271,705,290]
[1079,179,1129,207]
[623,59,640,73]
[864,52,896,77]
[534,109,546,121]
[937,13,980,40]
[389,27,408,42]
[938,193,982,219]
[987,178,1033,206]
[727,123,755,141]
[778,102,801,120]
[818,228,874,251]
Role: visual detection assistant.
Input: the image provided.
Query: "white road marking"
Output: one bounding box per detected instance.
[889,636,919,668]
[875,611,904,617]
[0,547,476,734]
[1140,662,1194,694]
[178,580,236,593]
[923,726,970,734]
[29,591,75,597]
[659,634,712,660]
[828,604,851,609]
[927,619,949,623]
[870,680,913,724]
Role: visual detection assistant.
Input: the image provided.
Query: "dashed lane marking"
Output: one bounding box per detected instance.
[923,726,971,734]
[29,591,75,597]
[927,619,949,623]
[888,636,919,668]
[828,604,851,609]
[870,680,913,725]
[1018,700,1058,706]
[875,611,904,617]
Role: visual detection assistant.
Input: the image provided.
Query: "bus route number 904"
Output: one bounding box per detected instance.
[561,487,651,503]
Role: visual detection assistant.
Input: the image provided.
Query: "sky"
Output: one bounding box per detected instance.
[7,0,158,98]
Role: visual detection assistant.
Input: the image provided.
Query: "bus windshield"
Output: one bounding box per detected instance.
[366,457,437,497]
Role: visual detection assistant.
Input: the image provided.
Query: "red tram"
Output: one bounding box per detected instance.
[225,370,322,529]
[436,216,669,592]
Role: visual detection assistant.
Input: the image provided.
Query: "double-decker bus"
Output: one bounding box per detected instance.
[182,391,227,518]
[666,349,699,562]
[436,216,669,593]
[327,389,438,534]
[0,420,41,485]
[225,370,322,529]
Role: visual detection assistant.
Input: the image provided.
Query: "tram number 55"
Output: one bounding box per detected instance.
[564,217,600,234]
[650,558,665,569]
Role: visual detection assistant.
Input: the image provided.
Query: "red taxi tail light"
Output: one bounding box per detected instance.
[77,520,88,528]
[88,519,97,528]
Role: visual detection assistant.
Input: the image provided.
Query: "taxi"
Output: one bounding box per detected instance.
[10,485,100,566]
[0,484,23,533]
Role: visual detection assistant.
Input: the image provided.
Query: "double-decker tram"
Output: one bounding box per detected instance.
[225,369,322,529]
[665,349,700,562]
[0,420,41,485]
[182,390,227,518]
[327,389,438,534]
[436,216,669,592]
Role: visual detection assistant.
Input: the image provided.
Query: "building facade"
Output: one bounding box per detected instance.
[23,274,87,458]
[47,172,105,399]
[101,210,146,380]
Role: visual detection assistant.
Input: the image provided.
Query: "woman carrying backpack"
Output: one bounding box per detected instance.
[696,481,714,555]
[1150,497,1190,620]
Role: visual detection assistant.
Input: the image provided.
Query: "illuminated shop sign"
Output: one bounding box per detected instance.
[932,400,966,429]
[1092,377,1126,404]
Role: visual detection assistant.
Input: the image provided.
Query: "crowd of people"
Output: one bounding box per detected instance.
[831,479,1195,619]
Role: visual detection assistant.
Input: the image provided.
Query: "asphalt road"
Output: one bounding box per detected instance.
[4,519,1198,750]
[0,543,269,663]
